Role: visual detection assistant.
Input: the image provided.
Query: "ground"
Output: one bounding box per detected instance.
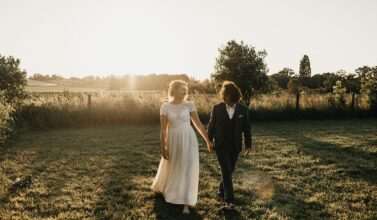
[0,119,376,219]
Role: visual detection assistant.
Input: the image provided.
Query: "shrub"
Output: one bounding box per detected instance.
[333,81,347,108]
[361,78,377,113]
[0,55,27,104]
[0,92,15,147]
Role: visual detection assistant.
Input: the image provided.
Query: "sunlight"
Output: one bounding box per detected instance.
[244,173,275,200]
[127,75,136,90]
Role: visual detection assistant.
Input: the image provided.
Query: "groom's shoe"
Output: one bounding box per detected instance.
[222,202,236,211]
[216,195,225,204]
[182,205,190,215]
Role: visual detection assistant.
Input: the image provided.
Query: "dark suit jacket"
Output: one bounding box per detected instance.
[207,102,252,153]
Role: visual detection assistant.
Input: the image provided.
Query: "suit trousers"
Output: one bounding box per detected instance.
[215,147,240,203]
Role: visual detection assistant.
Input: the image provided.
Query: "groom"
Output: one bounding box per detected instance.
[207,81,252,210]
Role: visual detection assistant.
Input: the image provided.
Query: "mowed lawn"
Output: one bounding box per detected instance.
[1,120,376,219]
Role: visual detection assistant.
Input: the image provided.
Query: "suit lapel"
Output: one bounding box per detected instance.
[233,102,240,119]
[221,102,228,119]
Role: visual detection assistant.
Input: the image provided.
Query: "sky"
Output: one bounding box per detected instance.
[0,0,376,80]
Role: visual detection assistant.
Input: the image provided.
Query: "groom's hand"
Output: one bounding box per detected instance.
[206,141,214,152]
[245,148,252,156]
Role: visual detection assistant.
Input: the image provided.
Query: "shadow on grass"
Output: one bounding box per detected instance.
[92,156,134,219]
[0,149,49,207]
[281,135,377,185]
[152,193,203,220]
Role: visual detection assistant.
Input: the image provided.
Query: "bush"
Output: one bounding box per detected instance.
[0,54,28,147]
[0,55,27,104]
[333,81,347,108]
[0,92,15,147]
[361,78,377,113]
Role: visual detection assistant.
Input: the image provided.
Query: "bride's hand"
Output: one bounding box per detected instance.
[206,141,214,152]
[162,147,169,160]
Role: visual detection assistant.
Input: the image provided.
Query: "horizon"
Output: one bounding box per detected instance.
[1,0,376,80]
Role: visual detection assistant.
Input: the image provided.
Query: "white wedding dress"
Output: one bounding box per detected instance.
[151,101,199,206]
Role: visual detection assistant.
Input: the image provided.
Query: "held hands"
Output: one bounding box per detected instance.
[161,146,169,160]
[206,140,214,152]
[245,148,252,156]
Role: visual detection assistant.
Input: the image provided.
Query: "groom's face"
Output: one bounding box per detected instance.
[224,96,235,106]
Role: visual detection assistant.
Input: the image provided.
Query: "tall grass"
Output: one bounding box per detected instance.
[18,91,374,129]
[249,92,372,121]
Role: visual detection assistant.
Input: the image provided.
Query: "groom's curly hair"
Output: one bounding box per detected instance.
[220,81,242,103]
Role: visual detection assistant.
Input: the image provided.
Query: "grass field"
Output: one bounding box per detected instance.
[1,120,376,219]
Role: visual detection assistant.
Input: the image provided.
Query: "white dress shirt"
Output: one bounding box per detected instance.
[226,103,236,119]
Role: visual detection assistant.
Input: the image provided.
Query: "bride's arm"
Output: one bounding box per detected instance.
[160,115,169,159]
[190,111,213,151]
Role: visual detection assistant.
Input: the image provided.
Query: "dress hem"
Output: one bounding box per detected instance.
[151,189,197,206]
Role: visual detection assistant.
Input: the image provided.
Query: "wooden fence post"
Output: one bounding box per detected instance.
[88,94,92,113]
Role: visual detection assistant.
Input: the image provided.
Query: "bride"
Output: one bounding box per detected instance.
[151,80,213,214]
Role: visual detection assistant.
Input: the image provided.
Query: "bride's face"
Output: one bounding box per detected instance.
[174,84,188,100]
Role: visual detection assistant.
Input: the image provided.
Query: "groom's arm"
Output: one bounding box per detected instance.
[243,107,252,149]
[207,105,216,141]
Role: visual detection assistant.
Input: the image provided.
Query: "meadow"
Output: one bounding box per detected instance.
[0,120,376,219]
[19,88,373,129]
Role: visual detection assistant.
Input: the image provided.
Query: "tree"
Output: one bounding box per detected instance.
[299,55,311,78]
[270,67,295,89]
[332,80,347,108]
[29,73,64,81]
[322,72,343,93]
[211,40,269,106]
[0,55,27,104]
[0,92,15,147]
[358,65,377,112]
[342,73,361,110]
[355,65,377,82]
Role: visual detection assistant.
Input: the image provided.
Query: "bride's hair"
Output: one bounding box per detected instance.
[168,80,188,100]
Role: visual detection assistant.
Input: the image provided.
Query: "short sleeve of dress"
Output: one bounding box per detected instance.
[189,101,197,112]
[160,103,168,115]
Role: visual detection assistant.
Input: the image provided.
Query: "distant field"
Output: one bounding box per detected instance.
[25,86,109,93]
[1,120,376,219]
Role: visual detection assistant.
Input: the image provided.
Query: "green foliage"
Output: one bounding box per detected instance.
[343,73,361,94]
[332,81,347,108]
[265,77,282,94]
[364,80,377,112]
[212,40,269,106]
[270,68,295,89]
[0,55,27,104]
[29,73,64,81]
[287,78,302,94]
[357,65,377,112]
[0,92,15,147]
[188,78,216,94]
[299,55,311,78]
[356,65,377,81]
[0,54,27,147]
[322,73,344,93]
